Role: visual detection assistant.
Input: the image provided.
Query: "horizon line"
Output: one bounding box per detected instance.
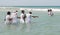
[0,6,60,7]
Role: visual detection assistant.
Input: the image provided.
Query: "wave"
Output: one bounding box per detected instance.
[20,8,60,12]
[0,7,60,12]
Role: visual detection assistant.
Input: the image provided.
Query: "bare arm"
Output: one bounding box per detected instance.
[17,17,20,19]
[32,16,39,18]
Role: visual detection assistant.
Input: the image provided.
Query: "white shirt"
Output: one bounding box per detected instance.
[26,14,31,20]
[26,14,31,23]
[20,13,25,23]
[5,15,12,24]
[6,15,11,21]
[20,13,24,20]
[11,13,18,23]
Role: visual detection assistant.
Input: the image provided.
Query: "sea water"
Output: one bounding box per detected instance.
[0,6,60,35]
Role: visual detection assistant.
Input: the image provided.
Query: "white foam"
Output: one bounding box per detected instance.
[0,7,60,12]
[20,8,60,12]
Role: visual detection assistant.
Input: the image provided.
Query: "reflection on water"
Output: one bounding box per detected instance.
[4,22,31,33]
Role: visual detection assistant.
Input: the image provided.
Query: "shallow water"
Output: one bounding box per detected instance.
[0,10,60,35]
